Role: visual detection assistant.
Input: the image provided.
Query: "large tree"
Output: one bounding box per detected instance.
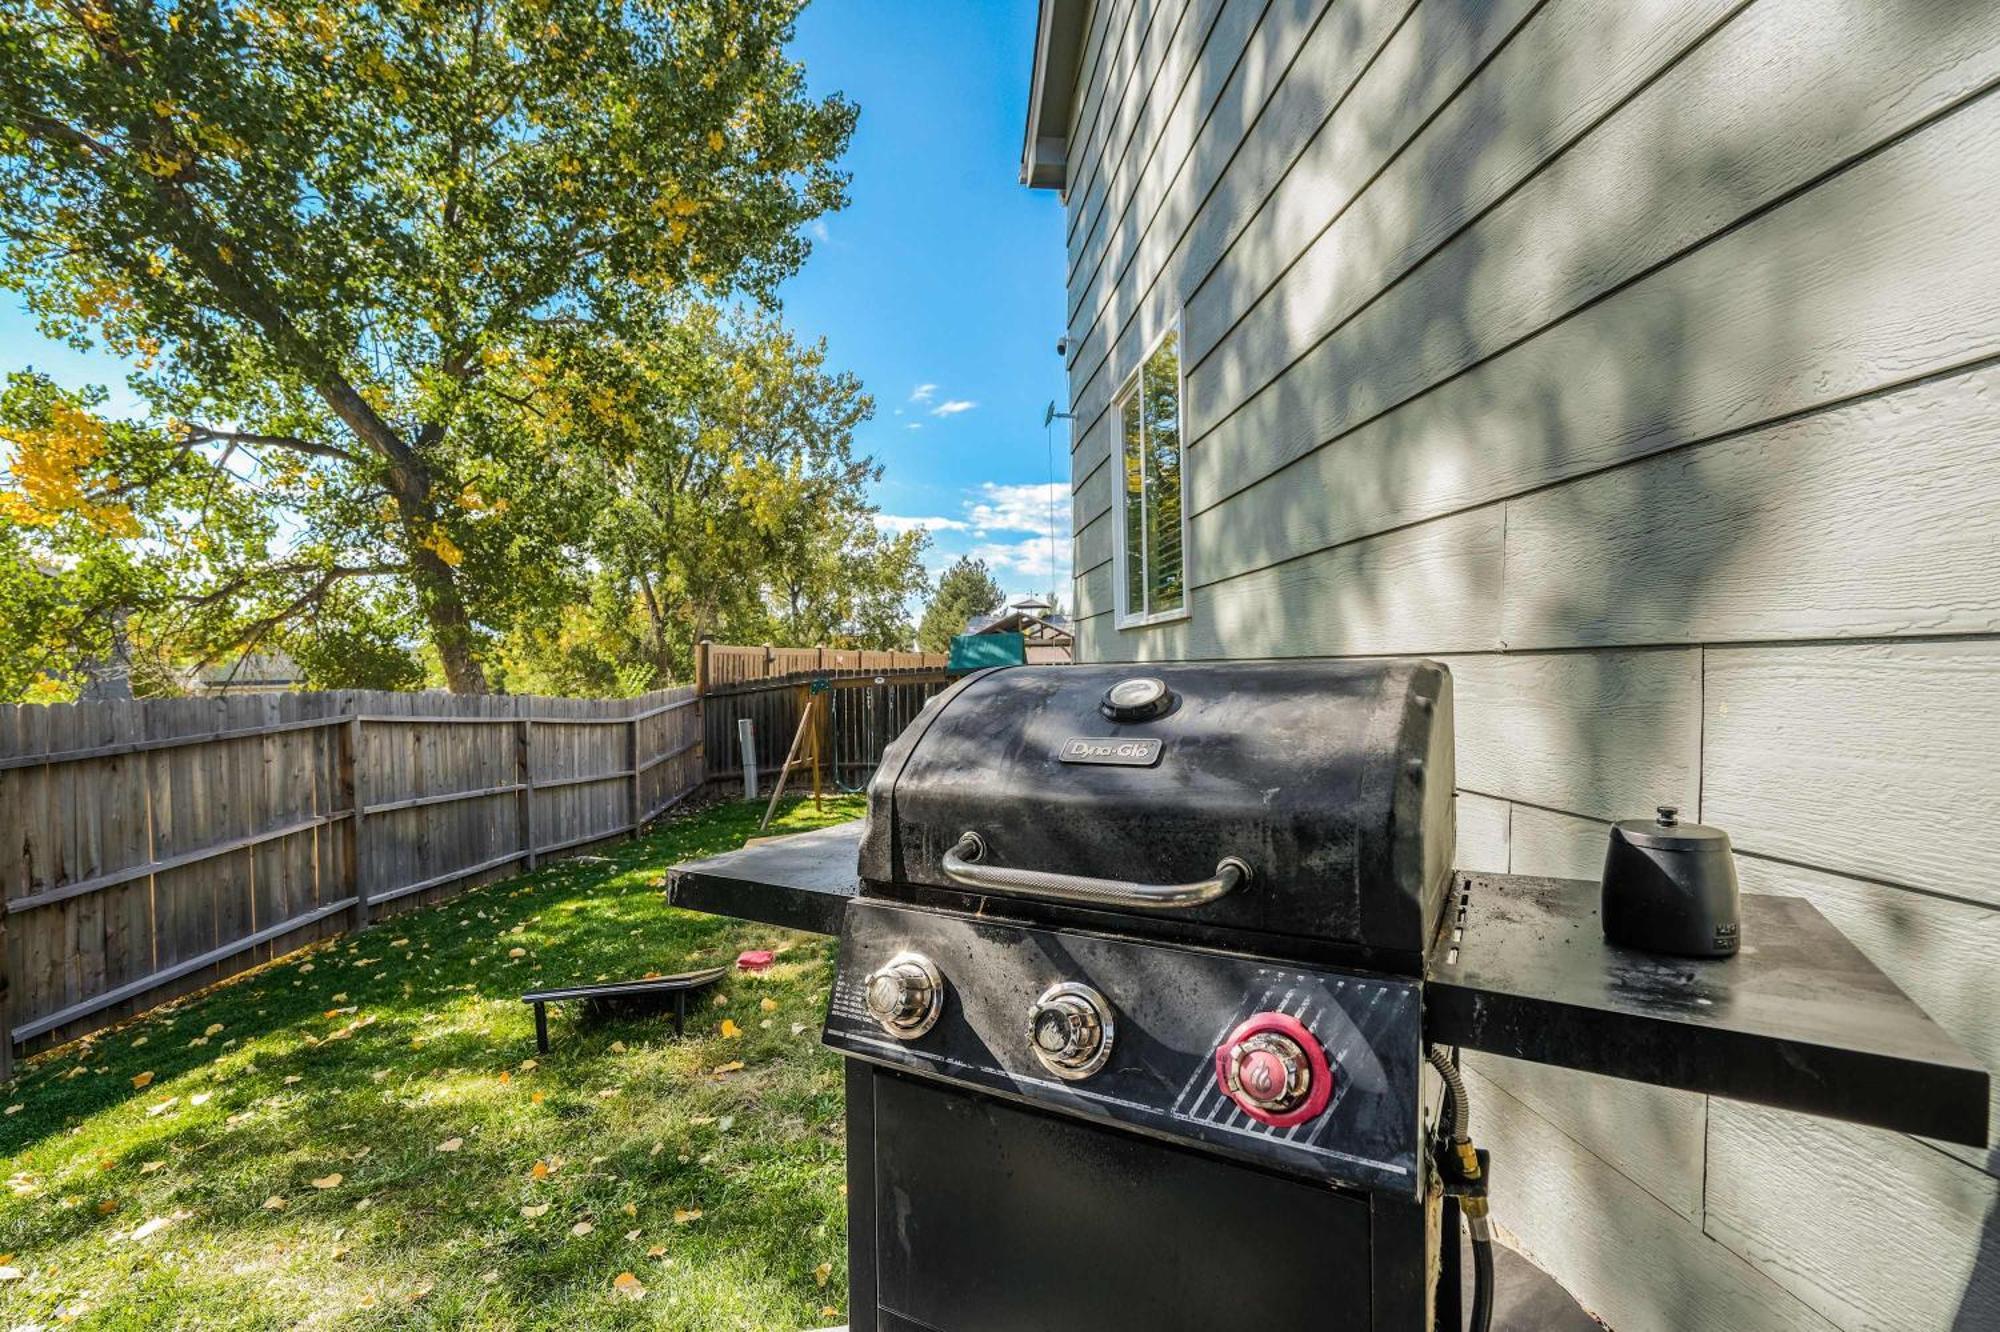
[916,554,1004,655]
[489,304,928,693]
[0,0,855,691]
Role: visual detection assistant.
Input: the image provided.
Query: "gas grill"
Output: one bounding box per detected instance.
[669,661,1989,1332]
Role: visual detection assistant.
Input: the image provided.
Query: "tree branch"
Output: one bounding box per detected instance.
[184,425,366,467]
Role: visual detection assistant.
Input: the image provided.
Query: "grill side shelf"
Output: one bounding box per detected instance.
[667,821,864,936]
[1426,873,1989,1147]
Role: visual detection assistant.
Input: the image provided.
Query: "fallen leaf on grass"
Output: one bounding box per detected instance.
[531,1161,551,1180]
[571,1220,594,1237]
[128,1211,188,1242]
[620,1202,637,1217]
[521,1203,550,1219]
[311,1174,342,1190]
[480,1269,500,1284]
[672,1208,702,1225]
[531,1091,546,1105]
[263,1196,287,1211]
[145,1098,178,1117]
[436,1137,462,1153]
[139,1162,163,1175]
[814,1261,833,1287]
[597,1087,620,1099]
[204,1023,224,1037]
[508,947,527,959]
[97,1199,118,1214]
[712,1061,744,1075]
[0,1265,21,1281]
[131,1071,155,1090]
[646,1245,667,1258]
[519,1059,538,1072]
[613,1271,646,1300]
[609,1041,627,1053]
[791,1023,808,1037]
[759,998,778,1013]
[189,1093,211,1106]
[718,1019,743,1039]
[3,1105,20,1116]
[282,1076,302,1086]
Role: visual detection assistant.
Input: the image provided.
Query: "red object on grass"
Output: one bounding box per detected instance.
[735,949,775,972]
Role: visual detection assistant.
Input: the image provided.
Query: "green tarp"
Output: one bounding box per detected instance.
[948,631,1025,670]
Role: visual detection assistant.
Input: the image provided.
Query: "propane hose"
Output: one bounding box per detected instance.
[1427,1046,1494,1332]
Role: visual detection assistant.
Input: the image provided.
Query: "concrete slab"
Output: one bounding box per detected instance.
[1482,1240,1608,1331]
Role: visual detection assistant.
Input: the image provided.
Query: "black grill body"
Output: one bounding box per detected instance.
[858,660,1455,973]
[668,658,1988,1332]
[832,661,1452,1331]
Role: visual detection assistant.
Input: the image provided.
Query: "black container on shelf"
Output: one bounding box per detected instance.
[1601,805,1742,958]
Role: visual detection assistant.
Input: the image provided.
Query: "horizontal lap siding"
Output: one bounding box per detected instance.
[1059,0,2000,1326]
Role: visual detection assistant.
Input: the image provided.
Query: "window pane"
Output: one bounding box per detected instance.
[1141,331,1183,614]
[1120,390,1146,617]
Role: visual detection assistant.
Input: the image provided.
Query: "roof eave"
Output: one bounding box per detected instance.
[1019,0,1089,191]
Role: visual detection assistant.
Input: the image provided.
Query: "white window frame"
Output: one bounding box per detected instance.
[1112,317,1192,630]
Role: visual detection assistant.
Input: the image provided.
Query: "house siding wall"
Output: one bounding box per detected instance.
[1056,1,2000,1328]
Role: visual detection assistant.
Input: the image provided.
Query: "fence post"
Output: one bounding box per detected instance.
[343,710,369,929]
[0,883,13,1082]
[628,711,642,838]
[516,716,537,870]
[695,639,712,696]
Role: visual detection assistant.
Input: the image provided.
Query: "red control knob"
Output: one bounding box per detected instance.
[1214,1011,1334,1128]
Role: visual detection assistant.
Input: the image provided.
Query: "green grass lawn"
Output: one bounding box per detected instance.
[0,796,865,1331]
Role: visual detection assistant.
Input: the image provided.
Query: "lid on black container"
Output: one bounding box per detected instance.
[1614,805,1733,851]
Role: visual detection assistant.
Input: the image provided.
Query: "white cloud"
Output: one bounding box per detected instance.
[965,482,1067,536]
[809,219,829,242]
[905,422,922,431]
[875,514,969,536]
[929,399,977,418]
[909,383,937,404]
[969,537,1068,583]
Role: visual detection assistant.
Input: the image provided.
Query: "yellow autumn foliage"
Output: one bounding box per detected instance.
[0,402,140,535]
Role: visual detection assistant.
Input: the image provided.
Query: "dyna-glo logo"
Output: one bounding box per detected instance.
[1058,737,1163,767]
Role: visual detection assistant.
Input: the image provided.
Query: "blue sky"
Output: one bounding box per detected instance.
[0,1,1072,606]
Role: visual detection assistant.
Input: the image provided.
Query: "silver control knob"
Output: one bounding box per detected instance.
[862,951,943,1039]
[1026,982,1114,1080]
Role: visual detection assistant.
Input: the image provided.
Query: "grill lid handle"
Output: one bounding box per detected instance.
[941,831,1248,910]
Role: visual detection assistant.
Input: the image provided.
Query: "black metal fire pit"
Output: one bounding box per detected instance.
[669,661,1987,1332]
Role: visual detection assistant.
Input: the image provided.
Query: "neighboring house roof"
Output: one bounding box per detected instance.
[965,599,1074,644]
[965,600,1075,665]
[199,650,305,691]
[1020,0,1089,189]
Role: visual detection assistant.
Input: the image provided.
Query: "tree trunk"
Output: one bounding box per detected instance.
[407,544,488,694]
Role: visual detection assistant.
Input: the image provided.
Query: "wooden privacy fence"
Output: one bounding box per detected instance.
[0,686,699,1077]
[696,641,948,689]
[701,669,956,793]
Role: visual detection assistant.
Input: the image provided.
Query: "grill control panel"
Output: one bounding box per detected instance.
[825,900,1424,1197]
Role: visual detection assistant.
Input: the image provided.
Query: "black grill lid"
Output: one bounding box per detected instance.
[857,660,1454,968]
